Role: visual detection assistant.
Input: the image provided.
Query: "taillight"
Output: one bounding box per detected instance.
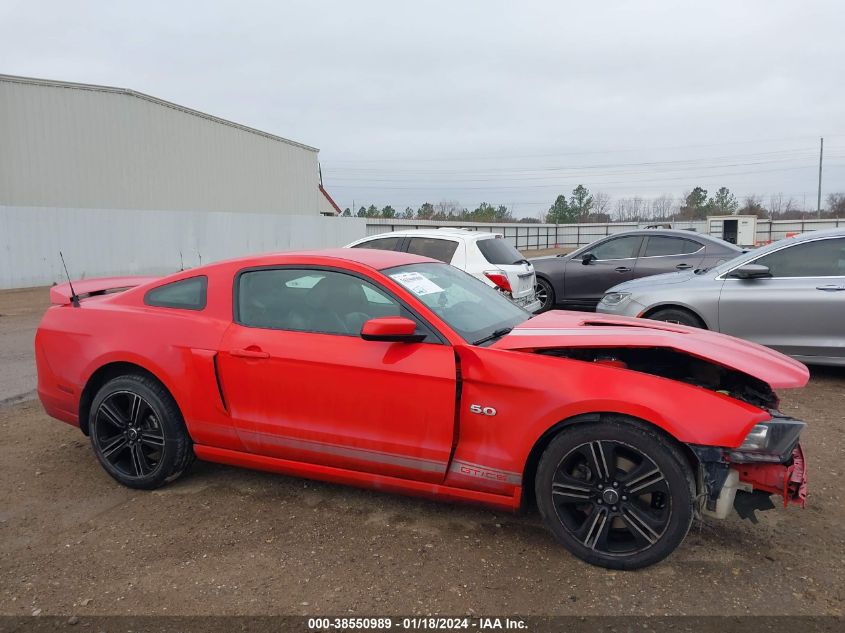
[483,270,512,293]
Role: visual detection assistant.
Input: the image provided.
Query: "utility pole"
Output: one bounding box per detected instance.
[817,137,824,218]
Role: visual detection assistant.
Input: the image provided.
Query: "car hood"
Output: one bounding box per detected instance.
[492,311,809,389]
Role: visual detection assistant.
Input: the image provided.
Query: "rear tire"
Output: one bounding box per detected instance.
[88,374,194,490]
[535,418,695,569]
[646,307,704,328]
[535,278,555,313]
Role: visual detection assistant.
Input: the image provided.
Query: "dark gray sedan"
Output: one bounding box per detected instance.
[531,229,741,312]
[597,228,845,366]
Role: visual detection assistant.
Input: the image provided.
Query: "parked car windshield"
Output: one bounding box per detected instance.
[476,237,527,265]
[384,262,529,344]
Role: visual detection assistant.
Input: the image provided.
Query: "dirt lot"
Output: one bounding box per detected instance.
[0,287,46,405]
[0,286,843,617]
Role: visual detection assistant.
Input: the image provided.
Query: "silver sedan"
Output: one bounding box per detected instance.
[596,228,845,366]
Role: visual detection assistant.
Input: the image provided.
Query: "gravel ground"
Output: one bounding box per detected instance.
[0,287,45,404]
[0,286,843,617]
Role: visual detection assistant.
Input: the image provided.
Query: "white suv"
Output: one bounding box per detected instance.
[345,228,542,312]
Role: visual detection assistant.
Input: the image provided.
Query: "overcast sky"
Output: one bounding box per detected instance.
[2,0,843,217]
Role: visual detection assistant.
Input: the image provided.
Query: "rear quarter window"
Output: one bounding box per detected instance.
[144,276,207,310]
[476,237,525,265]
[643,236,702,257]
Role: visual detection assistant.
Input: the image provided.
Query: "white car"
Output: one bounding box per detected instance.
[345,228,542,312]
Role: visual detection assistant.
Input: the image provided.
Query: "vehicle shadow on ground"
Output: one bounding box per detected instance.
[809,365,845,379]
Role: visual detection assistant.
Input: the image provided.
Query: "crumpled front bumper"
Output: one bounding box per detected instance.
[736,444,808,508]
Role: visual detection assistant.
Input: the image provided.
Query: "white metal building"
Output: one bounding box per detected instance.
[0,74,338,215]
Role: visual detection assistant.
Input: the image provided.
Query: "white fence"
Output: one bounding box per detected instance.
[0,206,366,289]
[364,218,844,251]
[1,206,842,289]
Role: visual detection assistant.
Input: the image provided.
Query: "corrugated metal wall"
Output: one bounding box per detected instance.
[0,206,366,289]
[0,76,321,214]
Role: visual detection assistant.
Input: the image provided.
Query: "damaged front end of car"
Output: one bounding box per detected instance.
[494,311,811,524]
[691,413,808,523]
[521,344,808,523]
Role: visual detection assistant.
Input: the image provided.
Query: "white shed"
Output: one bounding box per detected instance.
[707,215,758,247]
[0,74,337,215]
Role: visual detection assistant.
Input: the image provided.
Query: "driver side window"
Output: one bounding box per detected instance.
[753,237,845,277]
[237,268,417,336]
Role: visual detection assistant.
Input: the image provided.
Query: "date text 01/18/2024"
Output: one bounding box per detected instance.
[307,617,527,630]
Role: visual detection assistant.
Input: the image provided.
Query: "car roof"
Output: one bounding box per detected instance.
[612,228,739,243]
[358,228,500,241]
[205,247,436,272]
[566,228,740,256]
[785,227,845,241]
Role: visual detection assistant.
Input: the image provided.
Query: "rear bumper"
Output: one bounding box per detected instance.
[511,296,542,312]
[736,443,808,508]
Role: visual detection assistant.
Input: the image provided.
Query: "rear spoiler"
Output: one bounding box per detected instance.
[50,276,159,305]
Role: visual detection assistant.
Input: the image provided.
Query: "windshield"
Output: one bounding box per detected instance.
[476,237,527,265]
[384,262,530,344]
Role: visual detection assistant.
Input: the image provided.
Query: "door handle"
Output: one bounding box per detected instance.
[675,263,693,270]
[614,267,632,273]
[230,347,270,359]
[816,285,845,292]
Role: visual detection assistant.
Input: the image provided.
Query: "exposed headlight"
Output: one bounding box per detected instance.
[599,292,631,306]
[728,417,806,463]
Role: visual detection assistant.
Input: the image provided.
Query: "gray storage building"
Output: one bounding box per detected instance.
[0,74,339,215]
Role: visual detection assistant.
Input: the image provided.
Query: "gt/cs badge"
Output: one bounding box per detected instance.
[470,404,497,416]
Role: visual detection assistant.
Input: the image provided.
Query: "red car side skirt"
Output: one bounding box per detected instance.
[194,444,522,512]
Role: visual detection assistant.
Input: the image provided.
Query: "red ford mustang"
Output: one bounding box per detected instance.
[35,249,809,569]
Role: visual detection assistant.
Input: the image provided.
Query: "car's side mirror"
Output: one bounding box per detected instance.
[726,264,772,279]
[581,253,597,265]
[360,317,426,343]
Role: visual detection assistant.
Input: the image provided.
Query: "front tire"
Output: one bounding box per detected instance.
[535,278,555,313]
[89,374,194,489]
[535,418,695,569]
[646,307,704,328]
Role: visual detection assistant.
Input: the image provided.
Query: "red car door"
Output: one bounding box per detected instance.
[216,267,456,484]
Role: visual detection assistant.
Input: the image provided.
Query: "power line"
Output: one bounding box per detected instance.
[325,147,829,175]
[326,154,845,184]
[329,162,843,191]
[324,133,845,165]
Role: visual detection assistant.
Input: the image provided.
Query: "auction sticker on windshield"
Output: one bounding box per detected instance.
[390,271,444,296]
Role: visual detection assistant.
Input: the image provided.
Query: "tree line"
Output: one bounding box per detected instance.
[342,187,845,224]
[341,201,523,223]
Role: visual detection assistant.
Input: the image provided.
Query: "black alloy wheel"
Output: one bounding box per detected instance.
[552,440,670,553]
[94,391,165,479]
[535,278,555,313]
[536,418,694,569]
[89,374,194,489]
